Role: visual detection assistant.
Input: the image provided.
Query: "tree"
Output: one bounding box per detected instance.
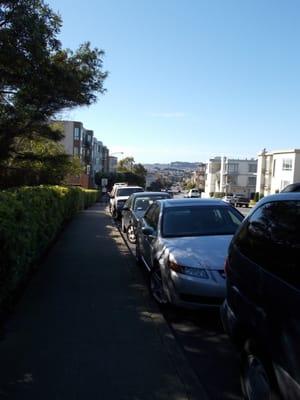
[0,0,107,173]
[95,169,146,190]
[116,157,147,187]
[133,163,147,178]
[117,157,135,173]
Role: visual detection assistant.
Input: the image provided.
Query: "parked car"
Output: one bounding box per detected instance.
[109,183,127,210]
[232,195,250,208]
[281,182,300,192]
[110,185,143,219]
[187,188,201,198]
[121,191,171,243]
[135,198,244,308]
[221,192,300,400]
[222,195,234,205]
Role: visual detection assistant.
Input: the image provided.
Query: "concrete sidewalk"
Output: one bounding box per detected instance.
[0,203,207,400]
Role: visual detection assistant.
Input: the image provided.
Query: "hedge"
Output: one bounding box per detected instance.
[0,185,99,311]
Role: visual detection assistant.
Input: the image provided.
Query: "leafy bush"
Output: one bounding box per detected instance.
[0,185,99,311]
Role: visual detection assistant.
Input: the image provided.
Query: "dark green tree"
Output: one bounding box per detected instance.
[133,163,147,178]
[117,157,135,173]
[0,0,107,171]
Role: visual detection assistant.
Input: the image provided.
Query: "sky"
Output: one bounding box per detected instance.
[47,0,300,163]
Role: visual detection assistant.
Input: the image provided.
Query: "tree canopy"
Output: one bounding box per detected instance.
[117,157,147,177]
[0,0,107,183]
[95,158,147,189]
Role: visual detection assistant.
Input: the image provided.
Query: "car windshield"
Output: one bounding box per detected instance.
[117,187,143,196]
[162,205,243,237]
[133,195,169,211]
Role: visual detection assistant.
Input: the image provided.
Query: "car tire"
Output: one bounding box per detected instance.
[126,224,136,244]
[149,265,168,305]
[112,208,118,219]
[240,341,279,400]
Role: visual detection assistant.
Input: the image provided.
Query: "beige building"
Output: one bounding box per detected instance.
[204,156,257,197]
[256,148,300,195]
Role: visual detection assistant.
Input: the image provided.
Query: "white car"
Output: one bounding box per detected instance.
[187,189,200,198]
[110,185,143,219]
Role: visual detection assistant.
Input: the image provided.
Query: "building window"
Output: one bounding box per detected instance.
[74,127,80,140]
[228,175,237,185]
[282,159,292,171]
[248,176,256,186]
[73,146,79,156]
[228,163,239,173]
[248,164,257,173]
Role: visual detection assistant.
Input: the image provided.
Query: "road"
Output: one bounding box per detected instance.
[116,202,252,400]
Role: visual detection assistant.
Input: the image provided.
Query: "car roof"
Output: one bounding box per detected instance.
[256,192,300,205]
[117,185,142,190]
[158,198,229,208]
[130,191,170,198]
[281,182,300,192]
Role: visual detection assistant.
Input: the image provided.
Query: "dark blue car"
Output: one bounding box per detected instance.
[221,192,300,400]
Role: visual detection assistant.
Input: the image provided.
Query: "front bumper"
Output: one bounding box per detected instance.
[165,269,226,308]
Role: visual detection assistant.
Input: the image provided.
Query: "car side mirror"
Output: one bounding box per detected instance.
[142,227,154,236]
[122,206,129,211]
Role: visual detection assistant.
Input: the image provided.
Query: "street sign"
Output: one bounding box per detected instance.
[101,178,108,187]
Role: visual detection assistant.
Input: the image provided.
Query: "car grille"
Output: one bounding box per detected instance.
[180,294,223,305]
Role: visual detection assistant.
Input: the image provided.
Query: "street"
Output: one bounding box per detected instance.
[115,202,252,400]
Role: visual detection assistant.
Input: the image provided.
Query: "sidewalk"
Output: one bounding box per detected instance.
[0,203,207,400]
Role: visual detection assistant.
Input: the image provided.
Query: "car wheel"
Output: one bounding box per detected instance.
[126,224,136,244]
[149,265,168,305]
[240,343,279,400]
[112,208,118,219]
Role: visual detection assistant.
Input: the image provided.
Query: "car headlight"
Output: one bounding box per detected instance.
[167,256,209,279]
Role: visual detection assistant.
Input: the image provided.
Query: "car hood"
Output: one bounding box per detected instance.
[161,235,232,270]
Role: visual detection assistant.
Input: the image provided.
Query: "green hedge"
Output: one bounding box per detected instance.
[0,185,99,310]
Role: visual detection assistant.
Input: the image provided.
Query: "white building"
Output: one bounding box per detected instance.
[204,156,257,197]
[256,149,300,195]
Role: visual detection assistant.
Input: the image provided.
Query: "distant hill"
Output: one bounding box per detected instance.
[144,161,202,171]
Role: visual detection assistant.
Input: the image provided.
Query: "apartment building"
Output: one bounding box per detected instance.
[108,156,118,173]
[204,156,257,197]
[256,148,300,195]
[58,120,111,188]
[92,138,103,173]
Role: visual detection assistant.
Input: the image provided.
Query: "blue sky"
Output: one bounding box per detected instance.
[48,0,300,163]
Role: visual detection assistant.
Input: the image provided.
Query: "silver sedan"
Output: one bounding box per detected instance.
[135,198,244,308]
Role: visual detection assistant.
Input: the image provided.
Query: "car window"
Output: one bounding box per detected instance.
[116,187,143,196]
[144,203,160,230]
[124,196,132,209]
[235,200,300,289]
[162,205,243,237]
[133,195,169,211]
